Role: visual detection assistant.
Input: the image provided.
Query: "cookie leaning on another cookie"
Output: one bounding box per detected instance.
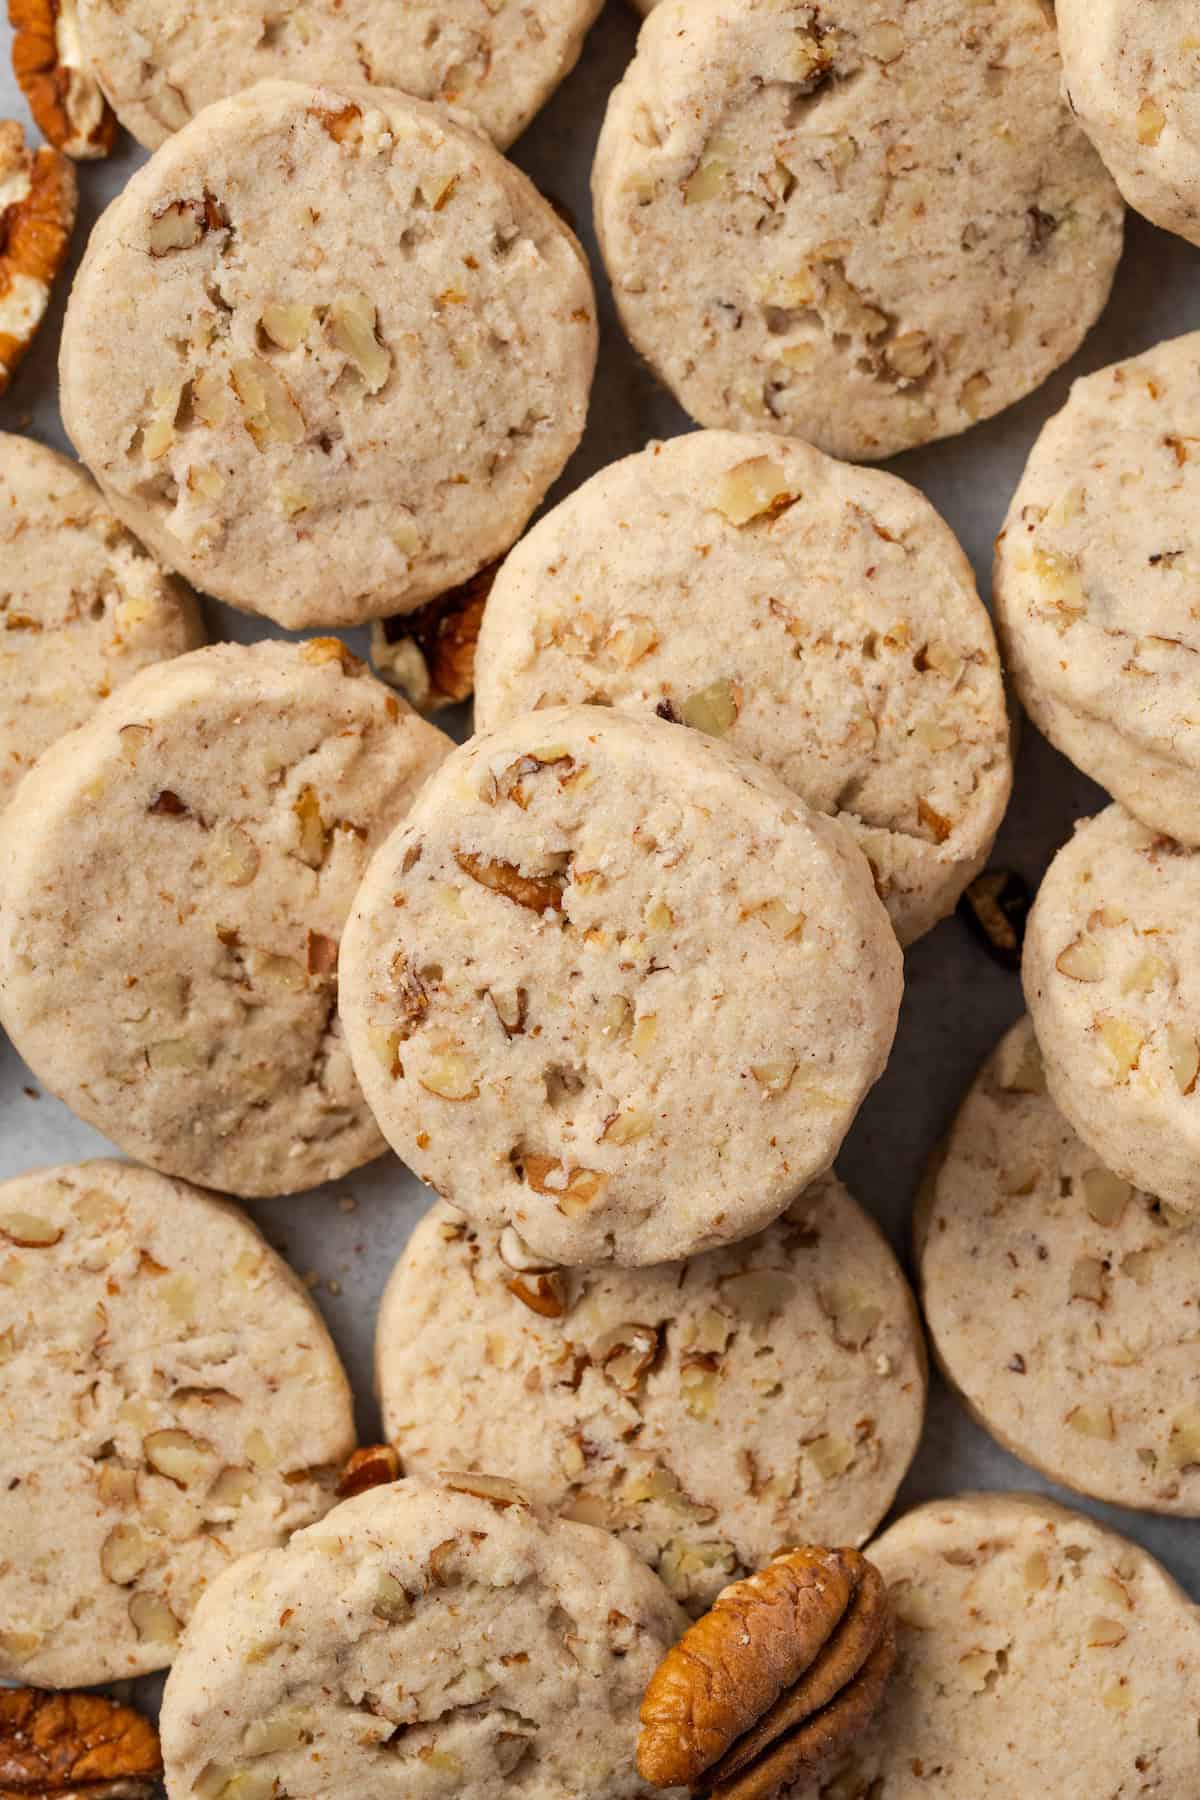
[340,704,903,1266]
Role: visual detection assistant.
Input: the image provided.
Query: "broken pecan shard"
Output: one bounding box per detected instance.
[455,850,565,914]
[9,0,117,159]
[638,1547,895,1797]
[959,868,1031,971]
[0,119,76,398]
[336,1443,402,1499]
[0,1688,162,1796]
[372,561,497,714]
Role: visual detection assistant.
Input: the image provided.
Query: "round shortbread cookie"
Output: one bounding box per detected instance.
[800,1494,1200,1798]
[592,0,1124,462]
[1058,0,1200,247]
[377,1181,926,1616]
[159,1476,685,1800]
[476,431,1012,945]
[917,1017,1200,1515]
[340,704,902,1266]
[0,1160,355,1689]
[0,433,203,815]
[0,639,451,1198]
[995,333,1200,844]
[59,79,597,630]
[77,0,602,153]
[1023,805,1200,1216]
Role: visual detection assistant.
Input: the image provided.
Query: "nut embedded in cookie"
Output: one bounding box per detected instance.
[370,560,497,714]
[0,1687,162,1796]
[9,0,117,159]
[336,1443,402,1498]
[0,120,77,397]
[637,1546,895,1797]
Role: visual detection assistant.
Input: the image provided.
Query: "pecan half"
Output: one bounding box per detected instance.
[0,1688,161,1796]
[638,1547,895,1796]
[8,0,117,159]
[336,1443,402,1499]
[371,561,497,714]
[0,119,76,397]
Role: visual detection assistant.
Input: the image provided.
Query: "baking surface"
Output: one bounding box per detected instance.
[3,0,1200,1718]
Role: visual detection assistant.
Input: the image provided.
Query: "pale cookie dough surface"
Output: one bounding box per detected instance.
[0,1159,355,1690]
[1023,805,1200,1216]
[377,1180,926,1616]
[995,334,1200,844]
[476,431,1011,945]
[0,432,204,815]
[918,1018,1200,1516]
[59,79,597,630]
[340,704,902,1266]
[797,1494,1200,1798]
[592,0,1124,462]
[0,639,451,1198]
[77,0,603,153]
[160,1476,686,1800]
[1058,0,1200,247]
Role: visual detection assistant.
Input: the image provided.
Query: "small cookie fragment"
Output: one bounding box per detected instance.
[0,640,451,1197]
[340,704,902,1266]
[592,0,1123,460]
[918,1016,1200,1513]
[0,1688,161,1797]
[376,1182,926,1615]
[9,0,117,159]
[995,333,1200,842]
[0,119,76,397]
[808,1495,1200,1797]
[0,1160,356,1688]
[1058,0,1200,246]
[0,432,204,816]
[477,431,1012,945]
[159,1477,686,1800]
[1023,806,1200,1214]
[370,562,496,714]
[58,79,597,629]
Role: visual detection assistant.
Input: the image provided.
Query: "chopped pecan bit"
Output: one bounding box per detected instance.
[455,851,566,914]
[507,1270,566,1318]
[439,1470,531,1510]
[958,869,1031,970]
[0,120,76,396]
[0,1687,162,1795]
[306,930,338,977]
[312,100,362,143]
[520,1154,607,1214]
[147,789,188,817]
[147,191,227,256]
[638,1546,895,1794]
[9,0,116,158]
[336,1443,402,1499]
[373,562,496,713]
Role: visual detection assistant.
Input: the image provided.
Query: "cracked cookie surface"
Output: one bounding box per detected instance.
[0,432,203,816]
[994,333,1200,843]
[476,430,1011,945]
[340,704,902,1266]
[376,1181,925,1616]
[592,0,1123,461]
[0,1159,355,1689]
[59,78,597,629]
[792,1494,1200,1797]
[0,638,451,1197]
[159,1476,686,1799]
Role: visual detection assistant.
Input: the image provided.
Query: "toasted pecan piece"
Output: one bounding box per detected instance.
[337,1443,403,1499]
[0,119,76,396]
[371,562,496,713]
[8,0,117,159]
[0,1687,161,1796]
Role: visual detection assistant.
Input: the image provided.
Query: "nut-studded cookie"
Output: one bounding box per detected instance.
[0,118,76,397]
[0,639,451,1198]
[1058,0,1200,247]
[76,0,602,152]
[994,334,1200,844]
[1023,806,1200,1216]
[592,0,1124,461]
[0,1160,355,1689]
[918,1017,1200,1515]
[0,433,203,816]
[59,79,597,630]
[376,1181,926,1615]
[340,705,902,1266]
[476,431,1012,945]
[159,1475,686,1800]
[797,1494,1200,1797]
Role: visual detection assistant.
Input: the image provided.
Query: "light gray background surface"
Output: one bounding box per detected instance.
[2,0,1198,1717]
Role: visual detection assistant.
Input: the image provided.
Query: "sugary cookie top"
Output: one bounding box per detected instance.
[0,639,451,1197]
[919,1017,1200,1515]
[340,705,902,1265]
[0,1160,355,1689]
[159,1478,685,1800]
[592,0,1123,460]
[0,432,203,813]
[77,0,603,151]
[378,1181,925,1614]
[477,430,1011,943]
[60,80,597,628]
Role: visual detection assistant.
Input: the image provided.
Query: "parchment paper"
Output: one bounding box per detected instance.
[3,1,1199,1725]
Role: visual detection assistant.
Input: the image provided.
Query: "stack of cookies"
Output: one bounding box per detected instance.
[3,0,1200,1795]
